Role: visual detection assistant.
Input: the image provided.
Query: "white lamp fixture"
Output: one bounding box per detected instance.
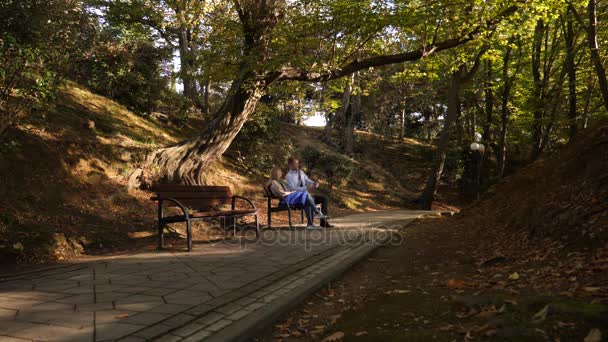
[470,142,480,151]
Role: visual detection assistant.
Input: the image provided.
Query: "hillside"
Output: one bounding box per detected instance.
[0,83,440,265]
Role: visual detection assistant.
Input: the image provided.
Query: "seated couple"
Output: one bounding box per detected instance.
[267,157,334,230]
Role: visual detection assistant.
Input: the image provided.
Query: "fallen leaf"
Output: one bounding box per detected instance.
[322,331,345,342]
[386,289,410,294]
[584,328,602,342]
[508,272,520,280]
[583,287,601,293]
[447,278,466,289]
[532,305,549,323]
[557,321,576,328]
[115,313,129,318]
[355,331,368,336]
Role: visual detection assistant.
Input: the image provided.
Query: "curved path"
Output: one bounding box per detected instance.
[0,210,438,342]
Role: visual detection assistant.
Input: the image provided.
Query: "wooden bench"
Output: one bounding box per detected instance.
[262,185,306,228]
[151,185,259,251]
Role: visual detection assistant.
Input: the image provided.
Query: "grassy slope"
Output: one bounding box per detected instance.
[0,83,441,265]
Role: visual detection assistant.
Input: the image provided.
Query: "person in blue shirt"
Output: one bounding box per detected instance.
[285,156,334,228]
[267,166,327,230]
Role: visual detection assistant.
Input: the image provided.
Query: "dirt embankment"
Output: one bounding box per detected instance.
[0,82,440,265]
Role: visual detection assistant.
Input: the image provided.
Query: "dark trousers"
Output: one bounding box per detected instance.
[313,194,329,224]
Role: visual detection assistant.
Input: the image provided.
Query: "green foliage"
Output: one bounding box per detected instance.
[0,138,20,154]
[230,104,295,173]
[75,39,170,114]
[300,146,322,171]
[0,0,95,135]
[317,153,355,188]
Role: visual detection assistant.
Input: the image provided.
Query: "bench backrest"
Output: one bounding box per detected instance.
[153,185,232,210]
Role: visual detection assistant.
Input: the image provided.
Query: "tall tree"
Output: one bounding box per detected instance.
[142,1,524,185]
[418,49,485,209]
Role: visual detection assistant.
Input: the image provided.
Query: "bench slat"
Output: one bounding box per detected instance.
[153,185,231,193]
[154,192,232,199]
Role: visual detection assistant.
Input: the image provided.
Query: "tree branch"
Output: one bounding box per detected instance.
[275,4,520,83]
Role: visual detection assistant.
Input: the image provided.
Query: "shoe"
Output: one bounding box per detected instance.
[321,222,335,228]
[314,212,328,219]
[306,224,323,230]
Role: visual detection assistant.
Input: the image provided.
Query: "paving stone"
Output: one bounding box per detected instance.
[171,322,206,337]
[205,319,232,332]
[0,297,41,310]
[122,312,171,325]
[115,302,162,312]
[0,319,43,336]
[165,294,211,306]
[242,301,267,311]
[0,336,31,341]
[115,294,165,305]
[3,291,65,301]
[94,310,140,324]
[180,329,212,342]
[95,292,130,302]
[95,323,144,341]
[148,303,192,314]
[11,323,93,342]
[55,294,95,305]
[0,308,17,319]
[227,309,252,320]
[162,313,196,327]
[193,312,224,326]
[16,309,94,329]
[116,336,146,342]
[153,334,183,342]
[76,302,114,312]
[132,323,174,339]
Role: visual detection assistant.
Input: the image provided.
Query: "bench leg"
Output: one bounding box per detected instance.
[268,210,272,229]
[158,221,164,249]
[186,219,192,252]
[157,202,164,249]
[287,207,293,229]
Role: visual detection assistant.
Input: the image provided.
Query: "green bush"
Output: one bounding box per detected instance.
[317,153,355,187]
[300,146,321,171]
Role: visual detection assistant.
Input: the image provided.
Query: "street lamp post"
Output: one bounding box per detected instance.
[470,142,485,200]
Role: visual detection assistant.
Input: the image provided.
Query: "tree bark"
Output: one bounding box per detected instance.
[146,77,266,184]
[178,26,197,102]
[497,42,515,178]
[586,0,608,112]
[530,19,545,160]
[565,9,578,139]
[419,66,464,210]
[482,59,494,143]
[345,72,361,155]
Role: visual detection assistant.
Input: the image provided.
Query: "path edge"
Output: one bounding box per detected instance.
[205,239,386,342]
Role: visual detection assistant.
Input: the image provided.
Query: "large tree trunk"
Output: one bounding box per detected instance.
[146,77,266,184]
[202,78,211,116]
[323,74,351,144]
[345,72,360,155]
[586,0,608,112]
[178,27,197,103]
[418,66,464,210]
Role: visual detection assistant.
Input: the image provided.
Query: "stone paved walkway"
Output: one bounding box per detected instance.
[0,210,431,342]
